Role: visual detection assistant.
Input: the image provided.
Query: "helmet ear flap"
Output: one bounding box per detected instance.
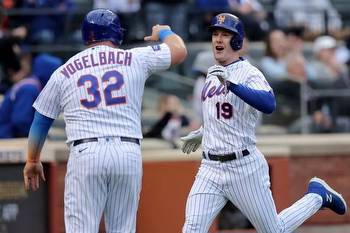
[115,27,125,46]
[230,33,243,51]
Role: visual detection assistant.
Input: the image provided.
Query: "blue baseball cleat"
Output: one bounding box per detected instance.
[307,177,347,215]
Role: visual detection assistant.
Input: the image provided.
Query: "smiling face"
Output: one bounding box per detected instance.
[211,28,239,66]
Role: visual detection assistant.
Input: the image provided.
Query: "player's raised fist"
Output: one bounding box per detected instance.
[144,24,171,42]
[208,65,226,77]
[208,65,237,85]
[208,65,229,83]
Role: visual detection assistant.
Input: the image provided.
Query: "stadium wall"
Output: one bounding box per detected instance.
[0,135,349,233]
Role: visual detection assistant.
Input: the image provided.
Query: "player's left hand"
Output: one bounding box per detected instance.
[23,161,45,191]
[180,127,203,154]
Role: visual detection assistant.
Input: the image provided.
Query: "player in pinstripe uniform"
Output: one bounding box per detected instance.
[22,9,187,233]
[181,13,347,233]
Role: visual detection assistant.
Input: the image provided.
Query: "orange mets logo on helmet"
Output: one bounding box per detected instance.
[218,15,226,24]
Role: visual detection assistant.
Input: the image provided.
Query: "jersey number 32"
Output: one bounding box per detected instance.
[78,70,126,109]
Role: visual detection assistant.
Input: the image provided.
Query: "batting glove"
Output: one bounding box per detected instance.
[180,126,203,154]
[208,65,237,85]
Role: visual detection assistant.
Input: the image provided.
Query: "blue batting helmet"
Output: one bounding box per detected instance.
[209,13,244,51]
[82,9,124,46]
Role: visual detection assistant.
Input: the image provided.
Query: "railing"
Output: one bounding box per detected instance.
[300,82,350,134]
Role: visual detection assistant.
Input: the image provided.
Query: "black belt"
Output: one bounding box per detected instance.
[73,137,140,146]
[203,149,250,162]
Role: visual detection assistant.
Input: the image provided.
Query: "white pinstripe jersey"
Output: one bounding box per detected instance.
[201,59,272,154]
[33,44,171,143]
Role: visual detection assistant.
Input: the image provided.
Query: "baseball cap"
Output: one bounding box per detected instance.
[313,35,337,54]
[32,53,62,87]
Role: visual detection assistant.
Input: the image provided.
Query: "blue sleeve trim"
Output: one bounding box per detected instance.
[227,82,276,114]
[28,111,54,149]
[158,29,175,41]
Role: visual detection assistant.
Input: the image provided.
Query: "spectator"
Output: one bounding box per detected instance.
[195,0,228,10]
[260,29,289,82]
[94,0,140,12]
[285,52,309,83]
[0,7,27,40]
[1,1,27,36]
[285,26,305,54]
[192,0,269,41]
[189,0,229,41]
[288,105,350,134]
[191,50,216,124]
[306,35,350,132]
[260,29,312,126]
[309,35,349,88]
[261,29,313,83]
[283,27,317,83]
[93,0,143,42]
[0,8,28,93]
[18,0,74,44]
[144,94,190,148]
[274,0,343,38]
[0,36,22,94]
[0,53,62,138]
[143,0,188,40]
[229,0,269,41]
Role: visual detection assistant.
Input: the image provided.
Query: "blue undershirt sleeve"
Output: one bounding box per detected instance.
[28,111,54,151]
[227,82,276,114]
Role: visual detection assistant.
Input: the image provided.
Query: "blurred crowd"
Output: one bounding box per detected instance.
[1,0,350,141]
[1,0,347,44]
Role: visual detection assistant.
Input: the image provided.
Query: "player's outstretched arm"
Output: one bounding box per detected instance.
[23,111,54,191]
[144,24,187,65]
[180,126,203,154]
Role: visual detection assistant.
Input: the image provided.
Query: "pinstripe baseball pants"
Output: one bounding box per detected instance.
[183,146,322,233]
[64,137,142,233]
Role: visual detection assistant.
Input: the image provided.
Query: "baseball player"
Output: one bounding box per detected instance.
[22,9,187,233]
[181,13,347,233]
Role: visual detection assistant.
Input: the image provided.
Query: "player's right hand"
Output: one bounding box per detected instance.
[180,126,203,154]
[208,65,230,83]
[23,161,45,191]
[144,24,171,42]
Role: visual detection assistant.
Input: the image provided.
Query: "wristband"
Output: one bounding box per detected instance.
[158,29,175,41]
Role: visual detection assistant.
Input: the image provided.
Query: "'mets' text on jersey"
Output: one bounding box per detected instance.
[33,44,171,142]
[201,59,272,154]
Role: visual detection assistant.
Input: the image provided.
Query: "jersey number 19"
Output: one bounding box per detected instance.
[216,102,233,119]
